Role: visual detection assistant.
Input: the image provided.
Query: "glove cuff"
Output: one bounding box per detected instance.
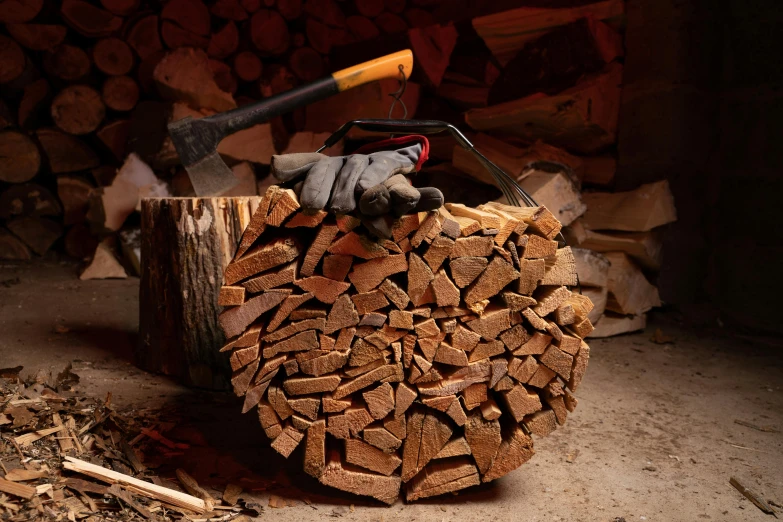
[352,135,430,172]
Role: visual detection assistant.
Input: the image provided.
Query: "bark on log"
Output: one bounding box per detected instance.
[138,196,261,389]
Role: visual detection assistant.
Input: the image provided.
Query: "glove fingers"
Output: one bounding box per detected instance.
[389,182,421,216]
[271,153,327,182]
[413,187,444,212]
[300,156,344,211]
[359,184,391,216]
[355,152,416,193]
[330,154,369,214]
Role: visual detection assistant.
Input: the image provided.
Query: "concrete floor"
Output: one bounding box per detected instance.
[2,259,782,521]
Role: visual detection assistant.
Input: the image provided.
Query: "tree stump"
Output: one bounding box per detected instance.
[137,196,261,389]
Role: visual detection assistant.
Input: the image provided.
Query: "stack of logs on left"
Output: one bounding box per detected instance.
[218,184,592,503]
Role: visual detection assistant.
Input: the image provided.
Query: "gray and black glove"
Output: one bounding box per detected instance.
[270,138,443,216]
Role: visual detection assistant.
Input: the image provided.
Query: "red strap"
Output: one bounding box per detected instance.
[351,135,430,171]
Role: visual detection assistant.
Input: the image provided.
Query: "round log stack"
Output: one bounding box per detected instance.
[218,185,593,503]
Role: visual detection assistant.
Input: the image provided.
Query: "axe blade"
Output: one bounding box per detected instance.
[168,116,239,197]
[187,152,240,197]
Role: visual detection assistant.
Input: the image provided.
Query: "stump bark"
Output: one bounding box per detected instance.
[137,196,261,389]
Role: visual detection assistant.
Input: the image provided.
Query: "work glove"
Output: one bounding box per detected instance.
[270,136,444,216]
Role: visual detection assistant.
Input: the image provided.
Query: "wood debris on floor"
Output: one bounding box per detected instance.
[0,365,264,521]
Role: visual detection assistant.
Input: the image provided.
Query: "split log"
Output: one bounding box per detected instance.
[96,120,131,161]
[79,238,127,280]
[57,176,94,225]
[289,47,325,82]
[153,48,237,112]
[471,0,625,65]
[138,196,261,389]
[588,312,646,338]
[211,185,592,501]
[126,15,163,60]
[465,63,623,155]
[0,130,40,184]
[37,128,100,173]
[61,0,123,38]
[161,21,209,50]
[6,23,67,51]
[0,228,31,260]
[488,18,622,105]
[604,252,660,316]
[580,180,677,232]
[6,216,62,255]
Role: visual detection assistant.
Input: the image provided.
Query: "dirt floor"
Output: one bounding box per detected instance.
[2,259,782,521]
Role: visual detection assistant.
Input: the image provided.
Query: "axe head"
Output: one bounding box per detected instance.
[168,116,239,197]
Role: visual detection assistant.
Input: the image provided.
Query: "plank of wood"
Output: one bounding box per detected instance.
[328,231,388,259]
[486,203,562,241]
[405,458,480,501]
[364,426,402,453]
[302,419,326,478]
[432,269,461,307]
[466,309,510,340]
[321,254,353,282]
[218,290,289,338]
[351,289,389,315]
[63,457,206,513]
[298,350,348,376]
[326,406,374,439]
[270,424,305,457]
[225,237,300,285]
[285,210,327,228]
[349,253,408,293]
[283,374,341,395]
[445,203,501,229]
[345,438,402,476]
[533,286,572,316]
[604,252,661,315]
[450,236,494,258]
[502,384,543,421]
[465,412,502,473]
[301,223,339,277]
[581,180,676,232]
[464,256,519,305]
[573,226,663,272]
[539,345,574,380]
[363,382,395,419]
[434,437,472,459]
[482,423,535,481]
[294,276,350,304]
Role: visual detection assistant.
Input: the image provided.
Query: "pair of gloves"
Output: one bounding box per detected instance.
[271,136,443,218]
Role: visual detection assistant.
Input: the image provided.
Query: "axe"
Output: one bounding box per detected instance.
[168,50,414,197]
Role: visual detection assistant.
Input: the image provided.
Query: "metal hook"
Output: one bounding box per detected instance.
[387,64,408,120]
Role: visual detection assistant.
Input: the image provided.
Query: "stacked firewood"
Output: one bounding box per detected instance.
[218,185,592,503]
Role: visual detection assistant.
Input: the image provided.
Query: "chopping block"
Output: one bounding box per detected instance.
[137,196,261,389]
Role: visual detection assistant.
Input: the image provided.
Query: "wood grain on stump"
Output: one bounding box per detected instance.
[218,185,592,503]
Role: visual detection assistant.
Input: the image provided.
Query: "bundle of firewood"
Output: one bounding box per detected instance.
[217,185,591,503]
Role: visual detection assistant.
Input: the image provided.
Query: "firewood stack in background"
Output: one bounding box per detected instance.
[0,0,676,336]
[218,184,591,503]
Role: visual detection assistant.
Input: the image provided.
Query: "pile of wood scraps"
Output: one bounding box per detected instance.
[218,185,592,503]
[0,365,259,521]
